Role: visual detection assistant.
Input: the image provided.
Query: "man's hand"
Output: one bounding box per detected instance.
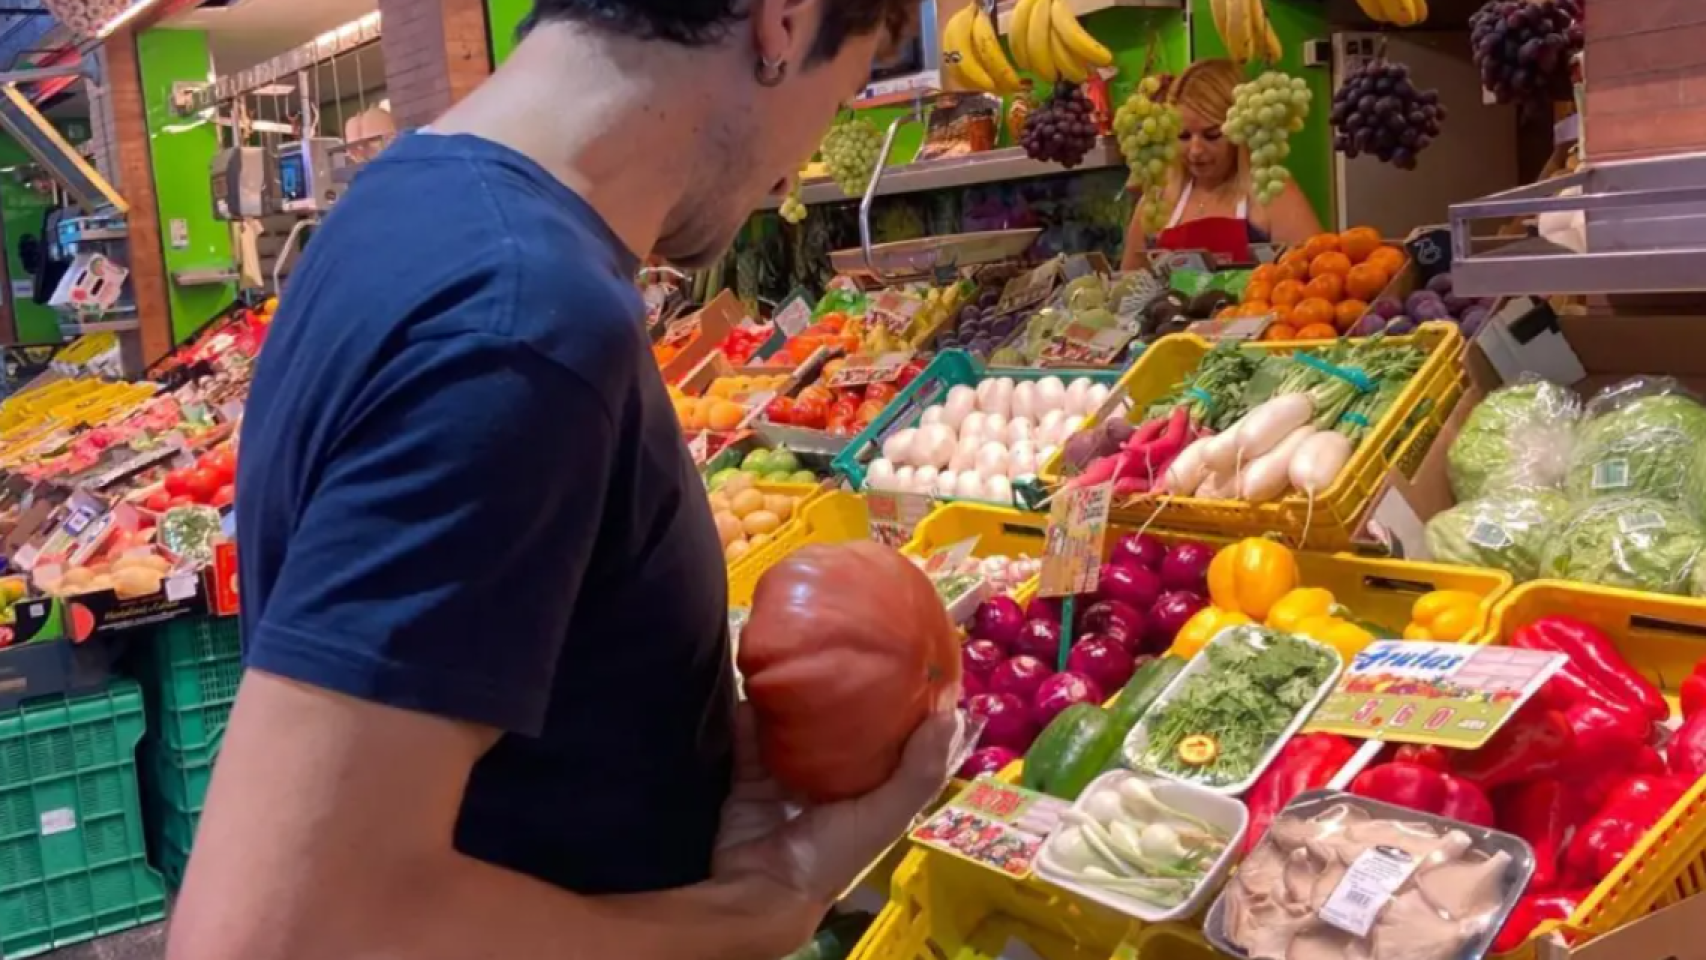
[710,701,963,951]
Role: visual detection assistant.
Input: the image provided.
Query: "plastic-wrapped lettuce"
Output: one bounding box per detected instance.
[1448,378,1581,501]
[1565,388,1706,503]
[1425,488,1572,581]
[1540,497,1706,595]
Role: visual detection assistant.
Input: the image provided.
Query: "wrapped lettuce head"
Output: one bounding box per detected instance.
[1424,488,1572,581]
[1541,497,1706,595]
[1448,379,1581,501]
[1565,393,1706,502]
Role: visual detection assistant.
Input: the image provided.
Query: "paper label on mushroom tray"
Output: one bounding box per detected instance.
[1305,641,1567,750]
[909,777,1068,880]
[1319,845,1421,938]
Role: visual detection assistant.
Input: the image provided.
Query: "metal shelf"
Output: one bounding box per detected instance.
[59,319,139,337]
[997,0,1182,31]
[174,268,239,287]
[1450,151,1706,297]
[760,140,1124,211]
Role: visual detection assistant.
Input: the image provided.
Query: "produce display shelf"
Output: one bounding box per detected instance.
[905,502,1048,560]
[758,142,1125,211]
[1474,580,1706,959]
[1038,322,1467,551]
[721,481,831,581]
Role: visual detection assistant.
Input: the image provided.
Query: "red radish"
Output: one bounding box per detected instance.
[957,746,1021,779]
[1066,637,1137,691]
[971,596,1025,650]
[1031,673,1105,728]
[962,640,1007,680]
[966,692,1036,752]
[211,485,235,509]
[1097,563,1161,610]
[1147,591,1208,652]
[1159,541,1215,593]
[1110,533,1167,571]
[143,490,171,513]
[1011,618,1064,662]
[989,655,1054,701]
[1077,600,1146,653]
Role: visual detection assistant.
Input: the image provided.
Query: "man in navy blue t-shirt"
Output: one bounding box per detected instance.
[167,0,957,957]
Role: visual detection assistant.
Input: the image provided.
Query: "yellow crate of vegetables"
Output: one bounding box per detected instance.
[709,473,817,571]
[1037,321,1465,549]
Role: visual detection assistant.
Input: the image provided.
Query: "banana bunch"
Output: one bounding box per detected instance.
[942,3,1022,94]
[1010,0,1114,85]
[1356,0,1428,26]
[1211,0,1284,63]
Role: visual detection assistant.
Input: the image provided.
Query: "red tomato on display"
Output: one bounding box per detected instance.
[163,469,194,498]
[183,468,222,503]
[854,400,886,427]
[765,397,796,425]
[143,490,172,513]
[211,485,236,509]
[895,359,927,390]
[865,383,899,406]
[797,384,834,407]
[200,447,237,484]
[791,397,829,430]
[168,496,195,509]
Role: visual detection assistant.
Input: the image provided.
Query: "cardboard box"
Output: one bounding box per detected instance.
[1539,892,1706,960]
[14,569,212,643]
[660,289,743,384]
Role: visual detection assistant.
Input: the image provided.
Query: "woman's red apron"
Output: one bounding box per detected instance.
[1153,181,1254,262]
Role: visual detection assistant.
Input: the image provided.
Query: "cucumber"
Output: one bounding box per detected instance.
[1108,656,1186,734]
[1022,703,1121,800]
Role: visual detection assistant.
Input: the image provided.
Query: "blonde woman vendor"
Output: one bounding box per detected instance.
[1121,59,1323,268]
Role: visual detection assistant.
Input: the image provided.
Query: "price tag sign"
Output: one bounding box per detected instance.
[1405,226,1452,284]
[1188,315,1273,342]
[1038,482,1111,598]
[772,291,814,339]
[909,776,1069,880]
[661,316,701,347]
[868,289,926,335]
[866,490,934,548]
[999,257,1064,314]
[826,351,914,390]
[687,431,711,465]
[1305,641,1567,749]
[1039,324,1134,366]
[1159,250,1213,274]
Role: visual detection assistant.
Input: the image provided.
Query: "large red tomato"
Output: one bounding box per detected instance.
[182,468,222,503]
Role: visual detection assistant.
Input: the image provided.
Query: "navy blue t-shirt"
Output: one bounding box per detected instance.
[236,133,735,894]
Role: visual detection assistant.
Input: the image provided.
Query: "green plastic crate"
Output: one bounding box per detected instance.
[139,616,241,755]
[0,679,166,958]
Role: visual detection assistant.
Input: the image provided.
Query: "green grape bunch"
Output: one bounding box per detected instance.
[1114,76,1183,232]
[820,118,883,198]
[1224,71,1312,205]
[779,180,808,224]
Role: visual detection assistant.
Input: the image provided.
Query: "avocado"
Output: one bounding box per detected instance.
[1187,289,1235,320]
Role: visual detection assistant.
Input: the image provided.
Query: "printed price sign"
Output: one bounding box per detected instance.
[1188,315,1273,342]
[1305,641,1567,749]
[661,316,701,347]
[826,351,914,389]
[772,290,814,339]
[999,258,1064,314]
[868,289,926,335]
[866,490,934,548]
[1159,249,1213,274]
[1405,226,1452,283]
[1038,324,1134,366]
[1038,483,1111,598]
[687,431,711,465]
[910,776,1069,880]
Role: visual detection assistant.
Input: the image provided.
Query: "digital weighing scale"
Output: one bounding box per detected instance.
[210,145,278,220]
[278,137,345,213]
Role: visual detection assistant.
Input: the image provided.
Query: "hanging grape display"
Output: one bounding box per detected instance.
[820,117,884,197]
[1331,60,1445,170]
[1020,83,1101,169]
[778,180,807,224]
[1470,0,1583,107]
[1114,76,1184,232]
[1224,71,1312,205]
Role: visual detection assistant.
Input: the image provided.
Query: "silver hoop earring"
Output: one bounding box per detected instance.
[757,56,787,86]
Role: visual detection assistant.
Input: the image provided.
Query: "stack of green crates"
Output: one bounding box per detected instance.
[136,616,241,889]
[0,679,166,958]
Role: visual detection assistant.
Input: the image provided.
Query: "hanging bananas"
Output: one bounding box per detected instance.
[941,3,1022,94]
[1211,0,1285,63]
[1357,0,1428,27]
[1007,0,1113,88]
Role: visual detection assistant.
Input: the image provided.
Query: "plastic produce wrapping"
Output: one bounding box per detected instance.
[1540,497,1706,596]
[1424,488,1572,582]
[1565,379,1706,503]
[1447,378,1581,501]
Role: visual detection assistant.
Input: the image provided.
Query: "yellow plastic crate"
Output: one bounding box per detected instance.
[717,481,825,575]
[727,491,870,608]
[1121,922,1219,960]
[905,502,1049,560]
[848,845,1133,960]
[1036,322,1466,550]
[1477,581,1706,958]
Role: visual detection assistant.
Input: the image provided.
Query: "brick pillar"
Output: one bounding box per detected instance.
[1584,3,1706,160]
[102,29,174,365]
[380,0,493,130]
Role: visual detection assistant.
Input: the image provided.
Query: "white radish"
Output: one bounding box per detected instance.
[1163,436,1214,495]
[1237,425,1318,503]
[1290,431,1355,496]
[1196,470,1238,500]
[1232,394,1316,462]
[1200,429,1240,474]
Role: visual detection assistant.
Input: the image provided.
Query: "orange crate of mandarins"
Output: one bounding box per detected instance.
[1224,226,1414,343]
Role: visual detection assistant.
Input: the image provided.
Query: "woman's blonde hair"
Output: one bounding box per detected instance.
[1169,59,1242,126]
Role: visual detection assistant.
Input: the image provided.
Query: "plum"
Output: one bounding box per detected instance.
[1460,306,1490,337]
[1370,297,1404,321]
[1425,273,1455,297]
[1385,316,1417,335]
[1405,290,1444,317]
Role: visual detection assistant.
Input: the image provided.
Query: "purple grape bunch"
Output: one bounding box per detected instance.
[1021,83,1100,169]
[936,287,1018,360]
[1331,60,1444,171]
[1470,0,1583,106]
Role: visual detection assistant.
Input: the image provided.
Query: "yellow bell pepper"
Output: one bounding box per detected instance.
[1207,538,1299,621]
[1265,587,1339,632]
[1168,607,1251,660]
[1293,614,1377,658]
[1403,590,1482,642]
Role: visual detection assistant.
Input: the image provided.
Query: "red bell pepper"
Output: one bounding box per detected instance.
[1350,762,1494,827]
[1569,743,1665,813]
[1566,701,1649,767]
[1242,733,1355,854]
[1667,710,1706,784]
[1514,616,1667,724]
[1494,779,1581,891]
[1564,774,1688,885]
[1490,889,1589,955]
[1683,672,1706,720]
[1452,702,1575,790]
[1394,743,1450,771]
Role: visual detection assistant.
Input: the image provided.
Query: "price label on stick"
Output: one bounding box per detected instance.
[909,776,1069,880]
[827,351,914,390]
[771,290,814,339]
[1037,483,1111,598]
[866,490,934,548]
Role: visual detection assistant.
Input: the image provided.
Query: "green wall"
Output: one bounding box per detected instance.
[0,120,93,344]
[488,0,529,66]
[135,28,235,344]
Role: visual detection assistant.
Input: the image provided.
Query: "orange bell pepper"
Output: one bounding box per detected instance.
[1208,538,1299,621]
[1168,607,1252,660]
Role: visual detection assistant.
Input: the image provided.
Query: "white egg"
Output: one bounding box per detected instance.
[976,378,1015,418]
[1006,416,1034,445]
[934,470,960,497]
[976,441,1010,477]
[959,411,987,443]
[881,428,917,467]
[949,448,978,473]
[1035,376,1067,415]
[913,466,939,493]
[1008,441,1038,478]
[943,388,977,431]
[1039,444,1060,467]
[867,458,896,491]
[982,413,1008,442]
[1010,382,1039,421]
[1037,409,1068,446]
[984,475,1013,505]
[918,423,957,469]
[894,466,916,491]
[1084,384,1112,416]
[1065,378,1092,416]
[954,470,987,500]
[920,405,945,428]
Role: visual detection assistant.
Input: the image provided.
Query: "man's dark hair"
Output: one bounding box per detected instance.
[518,0,915,65]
